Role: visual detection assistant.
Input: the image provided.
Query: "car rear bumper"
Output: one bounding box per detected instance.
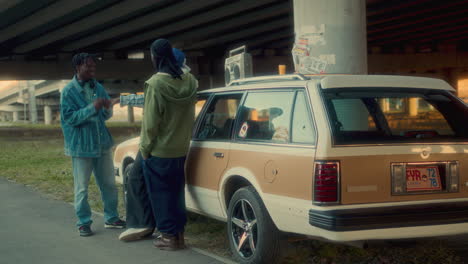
[309,201,468,232]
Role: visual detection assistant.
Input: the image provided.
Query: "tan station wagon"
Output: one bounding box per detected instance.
[114,74,468,263]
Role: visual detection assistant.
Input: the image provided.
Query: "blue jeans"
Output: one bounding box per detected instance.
[72,152,119,227]
[142,156,187,236]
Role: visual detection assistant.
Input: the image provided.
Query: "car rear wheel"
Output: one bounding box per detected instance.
[227,186,282,264]
[122,163,133,208]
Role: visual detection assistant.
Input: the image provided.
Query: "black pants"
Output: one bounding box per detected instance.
[142,156,187,236]
[125,151,155,228]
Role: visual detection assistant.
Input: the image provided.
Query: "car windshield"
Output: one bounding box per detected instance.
[322,88,468,144]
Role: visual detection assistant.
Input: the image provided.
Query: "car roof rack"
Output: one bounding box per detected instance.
[227,74,309,86]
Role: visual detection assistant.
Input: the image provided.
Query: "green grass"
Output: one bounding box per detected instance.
[0,134,230,256]
[4,121,141,129]
[0,137,122,214]
[0,133,464,264]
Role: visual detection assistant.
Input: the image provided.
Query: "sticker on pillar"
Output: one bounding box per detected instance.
[296,24,326,46]
[292,24,327,74]
[319,54,336,65]
[238,122,249,138]
[305,56,328,74]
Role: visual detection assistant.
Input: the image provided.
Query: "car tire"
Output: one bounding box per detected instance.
[122,162,133,208]
[227,186,282,264]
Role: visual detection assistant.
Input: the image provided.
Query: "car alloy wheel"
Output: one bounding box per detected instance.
[230,199,258,259]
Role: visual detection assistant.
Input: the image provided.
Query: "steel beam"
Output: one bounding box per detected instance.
[14,0,169,53]
[367,0,468,27]
[64,0,271,51]
[0,0,94,43]
[183,18,290,50]
[0,0,22,13]
[105,0,282,50]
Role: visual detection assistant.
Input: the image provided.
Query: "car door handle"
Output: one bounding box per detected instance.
[213,152,224,158]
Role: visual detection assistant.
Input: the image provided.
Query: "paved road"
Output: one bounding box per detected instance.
[0,178,222,264]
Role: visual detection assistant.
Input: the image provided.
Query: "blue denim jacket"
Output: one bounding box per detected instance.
[60,76,114,157]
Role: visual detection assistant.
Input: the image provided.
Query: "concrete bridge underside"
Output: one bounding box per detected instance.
[1,0,468,123]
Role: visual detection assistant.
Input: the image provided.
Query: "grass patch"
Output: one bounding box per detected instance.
[0,137,124,215]
[4,121,141,129]
[0,133,464,264]
[185,213,231,257]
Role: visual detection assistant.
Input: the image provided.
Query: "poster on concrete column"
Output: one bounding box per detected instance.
[292,24,335,75]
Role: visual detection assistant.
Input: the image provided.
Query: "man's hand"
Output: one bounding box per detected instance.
[102,98,111,109]
[99,98,120,109]
[93,98,105,110]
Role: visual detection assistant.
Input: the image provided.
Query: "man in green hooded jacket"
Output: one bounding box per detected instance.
[141,39,198,251]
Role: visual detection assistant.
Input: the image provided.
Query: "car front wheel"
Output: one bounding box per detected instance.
[227,186,282,264]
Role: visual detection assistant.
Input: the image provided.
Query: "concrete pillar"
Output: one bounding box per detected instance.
[293,0,367,74]
[28,82,37,124]
[294,0,368,129]
[103,52,116,60]
[408,98,419,117]
[144,50,151,60]
[127,106,135,123]
[443,68,460,95]
[13,111,19,122]
[379,99,389,112]
[44,105,52,125]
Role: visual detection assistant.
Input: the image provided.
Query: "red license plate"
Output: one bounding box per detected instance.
[406,166,441,192]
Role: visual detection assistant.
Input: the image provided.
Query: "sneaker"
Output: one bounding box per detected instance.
[119,228,154,242]
[105,219,126,229]
[79,225,93,237]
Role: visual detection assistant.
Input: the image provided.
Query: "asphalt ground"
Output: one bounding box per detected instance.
[0,178,225,264]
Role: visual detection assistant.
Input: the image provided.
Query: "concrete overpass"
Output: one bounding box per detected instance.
[0,0,467,80]
[0,79,143,123]
[0,0,468,123]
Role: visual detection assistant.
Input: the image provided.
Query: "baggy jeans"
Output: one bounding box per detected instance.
[72,152,119,227]
[125,151,155,228]
[142,156,187,236]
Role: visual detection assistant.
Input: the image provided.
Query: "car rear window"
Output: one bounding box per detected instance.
[322,88,468,144]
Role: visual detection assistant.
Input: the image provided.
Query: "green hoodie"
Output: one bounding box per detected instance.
[139,72,198,158]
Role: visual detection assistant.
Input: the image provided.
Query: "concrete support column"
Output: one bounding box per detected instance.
[103,52,116,60]
[127,106,135,123]
[13,111,19,122]
[44,105,52,125]
[408,98,419,117]
[379,99,389,112]
[28,82,37,124]
[294,0,368,129]
[443,68,460,95]
[293,0,367,74]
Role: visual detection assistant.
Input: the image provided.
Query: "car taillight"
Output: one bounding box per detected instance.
[448,161,459,192]
[314,161,340,205]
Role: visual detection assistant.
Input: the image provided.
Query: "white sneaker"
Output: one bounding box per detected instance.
[119,228,154,242]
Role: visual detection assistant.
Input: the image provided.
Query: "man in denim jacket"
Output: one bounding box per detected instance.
[60,53,125,236]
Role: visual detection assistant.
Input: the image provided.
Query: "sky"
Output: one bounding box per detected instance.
[0,81,17,94]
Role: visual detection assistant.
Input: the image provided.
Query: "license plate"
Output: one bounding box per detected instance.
[406,166,441,192]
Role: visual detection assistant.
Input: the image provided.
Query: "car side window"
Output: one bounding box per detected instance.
[292,91,316,144]
[236,91,295,143]
[195,93,243,140]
